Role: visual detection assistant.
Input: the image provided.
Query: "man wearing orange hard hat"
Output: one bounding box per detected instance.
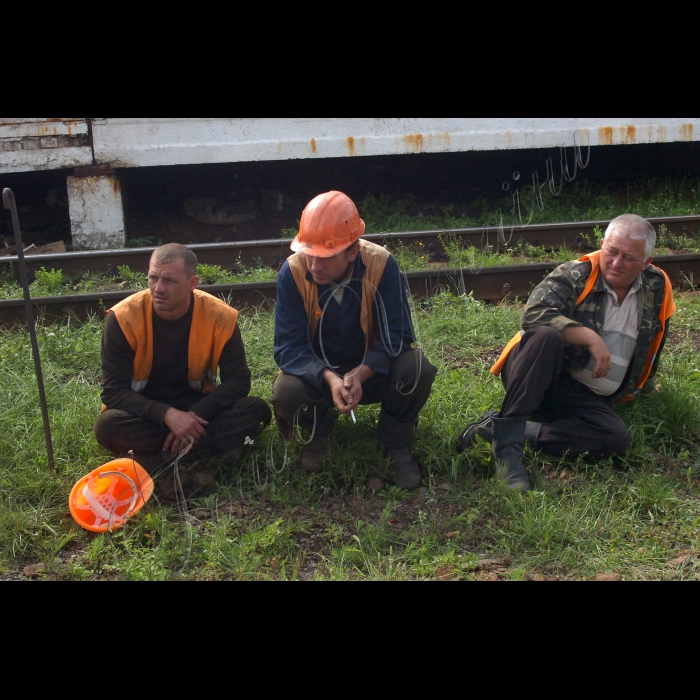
[272,191,437,488]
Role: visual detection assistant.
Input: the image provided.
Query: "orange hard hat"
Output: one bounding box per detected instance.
[291,191,365,258]
[69,457,154,533]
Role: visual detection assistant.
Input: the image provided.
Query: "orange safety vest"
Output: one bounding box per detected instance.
[490,251,676,401]
[108,288,238,395]
[287,238,390,350]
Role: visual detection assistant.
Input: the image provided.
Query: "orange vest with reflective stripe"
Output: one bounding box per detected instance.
[108,288,238,395]
[490,251,676,401]
[287,238,390,350]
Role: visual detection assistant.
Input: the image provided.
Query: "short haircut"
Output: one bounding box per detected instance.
[150,243,198,277]
[344,241,360,258]
[604,214,656,258]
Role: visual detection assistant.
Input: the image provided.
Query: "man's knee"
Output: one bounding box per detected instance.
[270,372,324,418]
[230,396,272,430]
[94,409,132,452]
[93,409,127,449]
[522,325,565,352]
[390,349,437,393]
[94,409,166,454]
[603,421,631,456]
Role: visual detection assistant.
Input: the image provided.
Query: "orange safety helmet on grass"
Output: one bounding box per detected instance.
[291,191,365,258]
[69,457,154,533]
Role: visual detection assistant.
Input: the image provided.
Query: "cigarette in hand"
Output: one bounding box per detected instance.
[350,410,356,424]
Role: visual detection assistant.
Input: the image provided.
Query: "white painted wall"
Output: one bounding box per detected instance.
[0,118,92,174]
[91,118,700,168]
[67,174,126,250]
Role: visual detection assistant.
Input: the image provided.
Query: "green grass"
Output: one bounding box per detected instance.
[0,261,279,301]
[4,222,698,303]
[3,174,700,302]
[359,176,700,233]
[1,290,700,580]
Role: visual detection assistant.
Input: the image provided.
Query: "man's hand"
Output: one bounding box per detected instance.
[163,407,209,456]
[323,365,376,414]
[562,326,611,378]
[586,335,612,378]
[324,369,355,414]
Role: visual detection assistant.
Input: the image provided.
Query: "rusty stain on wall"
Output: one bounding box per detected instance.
[598,126,614,145]
[310,138,317,154]
[505,129,514,149]
[403,133,424,153]
[681,123,694,141]
[112,178,120,195]
[347,136,356,156]
[623,125,636,144]
[444,132,451,150]
[658,125,668,142]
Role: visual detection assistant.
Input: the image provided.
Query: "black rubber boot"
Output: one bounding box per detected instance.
[457,412,542,454]
[377,411,421,489]
[300,426,333,472]
[299,411,337,472]
[456,409,498,453]
[491,415,531,492]
[386,448,422,489]
[524,421,541,450]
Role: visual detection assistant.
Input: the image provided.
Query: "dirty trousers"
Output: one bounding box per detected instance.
[94,396,271,458]
[500,325,630,458]
[271,349,437,449]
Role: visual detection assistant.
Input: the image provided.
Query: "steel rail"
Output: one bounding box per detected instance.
[1,215,699,276]
[1,253,698,327]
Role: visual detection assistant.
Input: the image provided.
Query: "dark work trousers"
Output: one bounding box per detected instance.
[271,349,437,449]
[94,396,272,459]
[500,325,630,458]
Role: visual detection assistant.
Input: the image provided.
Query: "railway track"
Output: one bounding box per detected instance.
[1,253,698,327]
[2,215,700,276]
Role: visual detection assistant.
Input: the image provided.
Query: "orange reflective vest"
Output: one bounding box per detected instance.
[108,288,238,395]
[287,238,390,350]
[490,251,676,402]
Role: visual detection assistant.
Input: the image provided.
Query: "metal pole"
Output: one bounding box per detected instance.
[2,188,55,473]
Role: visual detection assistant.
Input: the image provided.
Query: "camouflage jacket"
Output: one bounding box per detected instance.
[521,259,671,404]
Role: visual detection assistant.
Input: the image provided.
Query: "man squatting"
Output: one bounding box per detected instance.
[94,243,271,499]
[271,191,437,489]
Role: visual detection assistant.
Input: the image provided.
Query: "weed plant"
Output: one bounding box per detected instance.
[0,261,279,301]
[1,290,700,580]
[359,177,700,233]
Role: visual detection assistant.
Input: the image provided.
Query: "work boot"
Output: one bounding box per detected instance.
[386,447,422,489]
[376,411,422,489]
[157,458,218,503]
[491,415,531,492]
[456,409,498,453]
[221,445,244,468]
[457,412,542,453]
[300,427,332,472]
[524,421,541,450]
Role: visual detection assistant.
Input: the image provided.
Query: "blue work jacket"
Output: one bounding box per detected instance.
[274,253,416,388]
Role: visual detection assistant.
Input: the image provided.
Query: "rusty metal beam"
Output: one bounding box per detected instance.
[2,254,698,328]
[2,215,699,278]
